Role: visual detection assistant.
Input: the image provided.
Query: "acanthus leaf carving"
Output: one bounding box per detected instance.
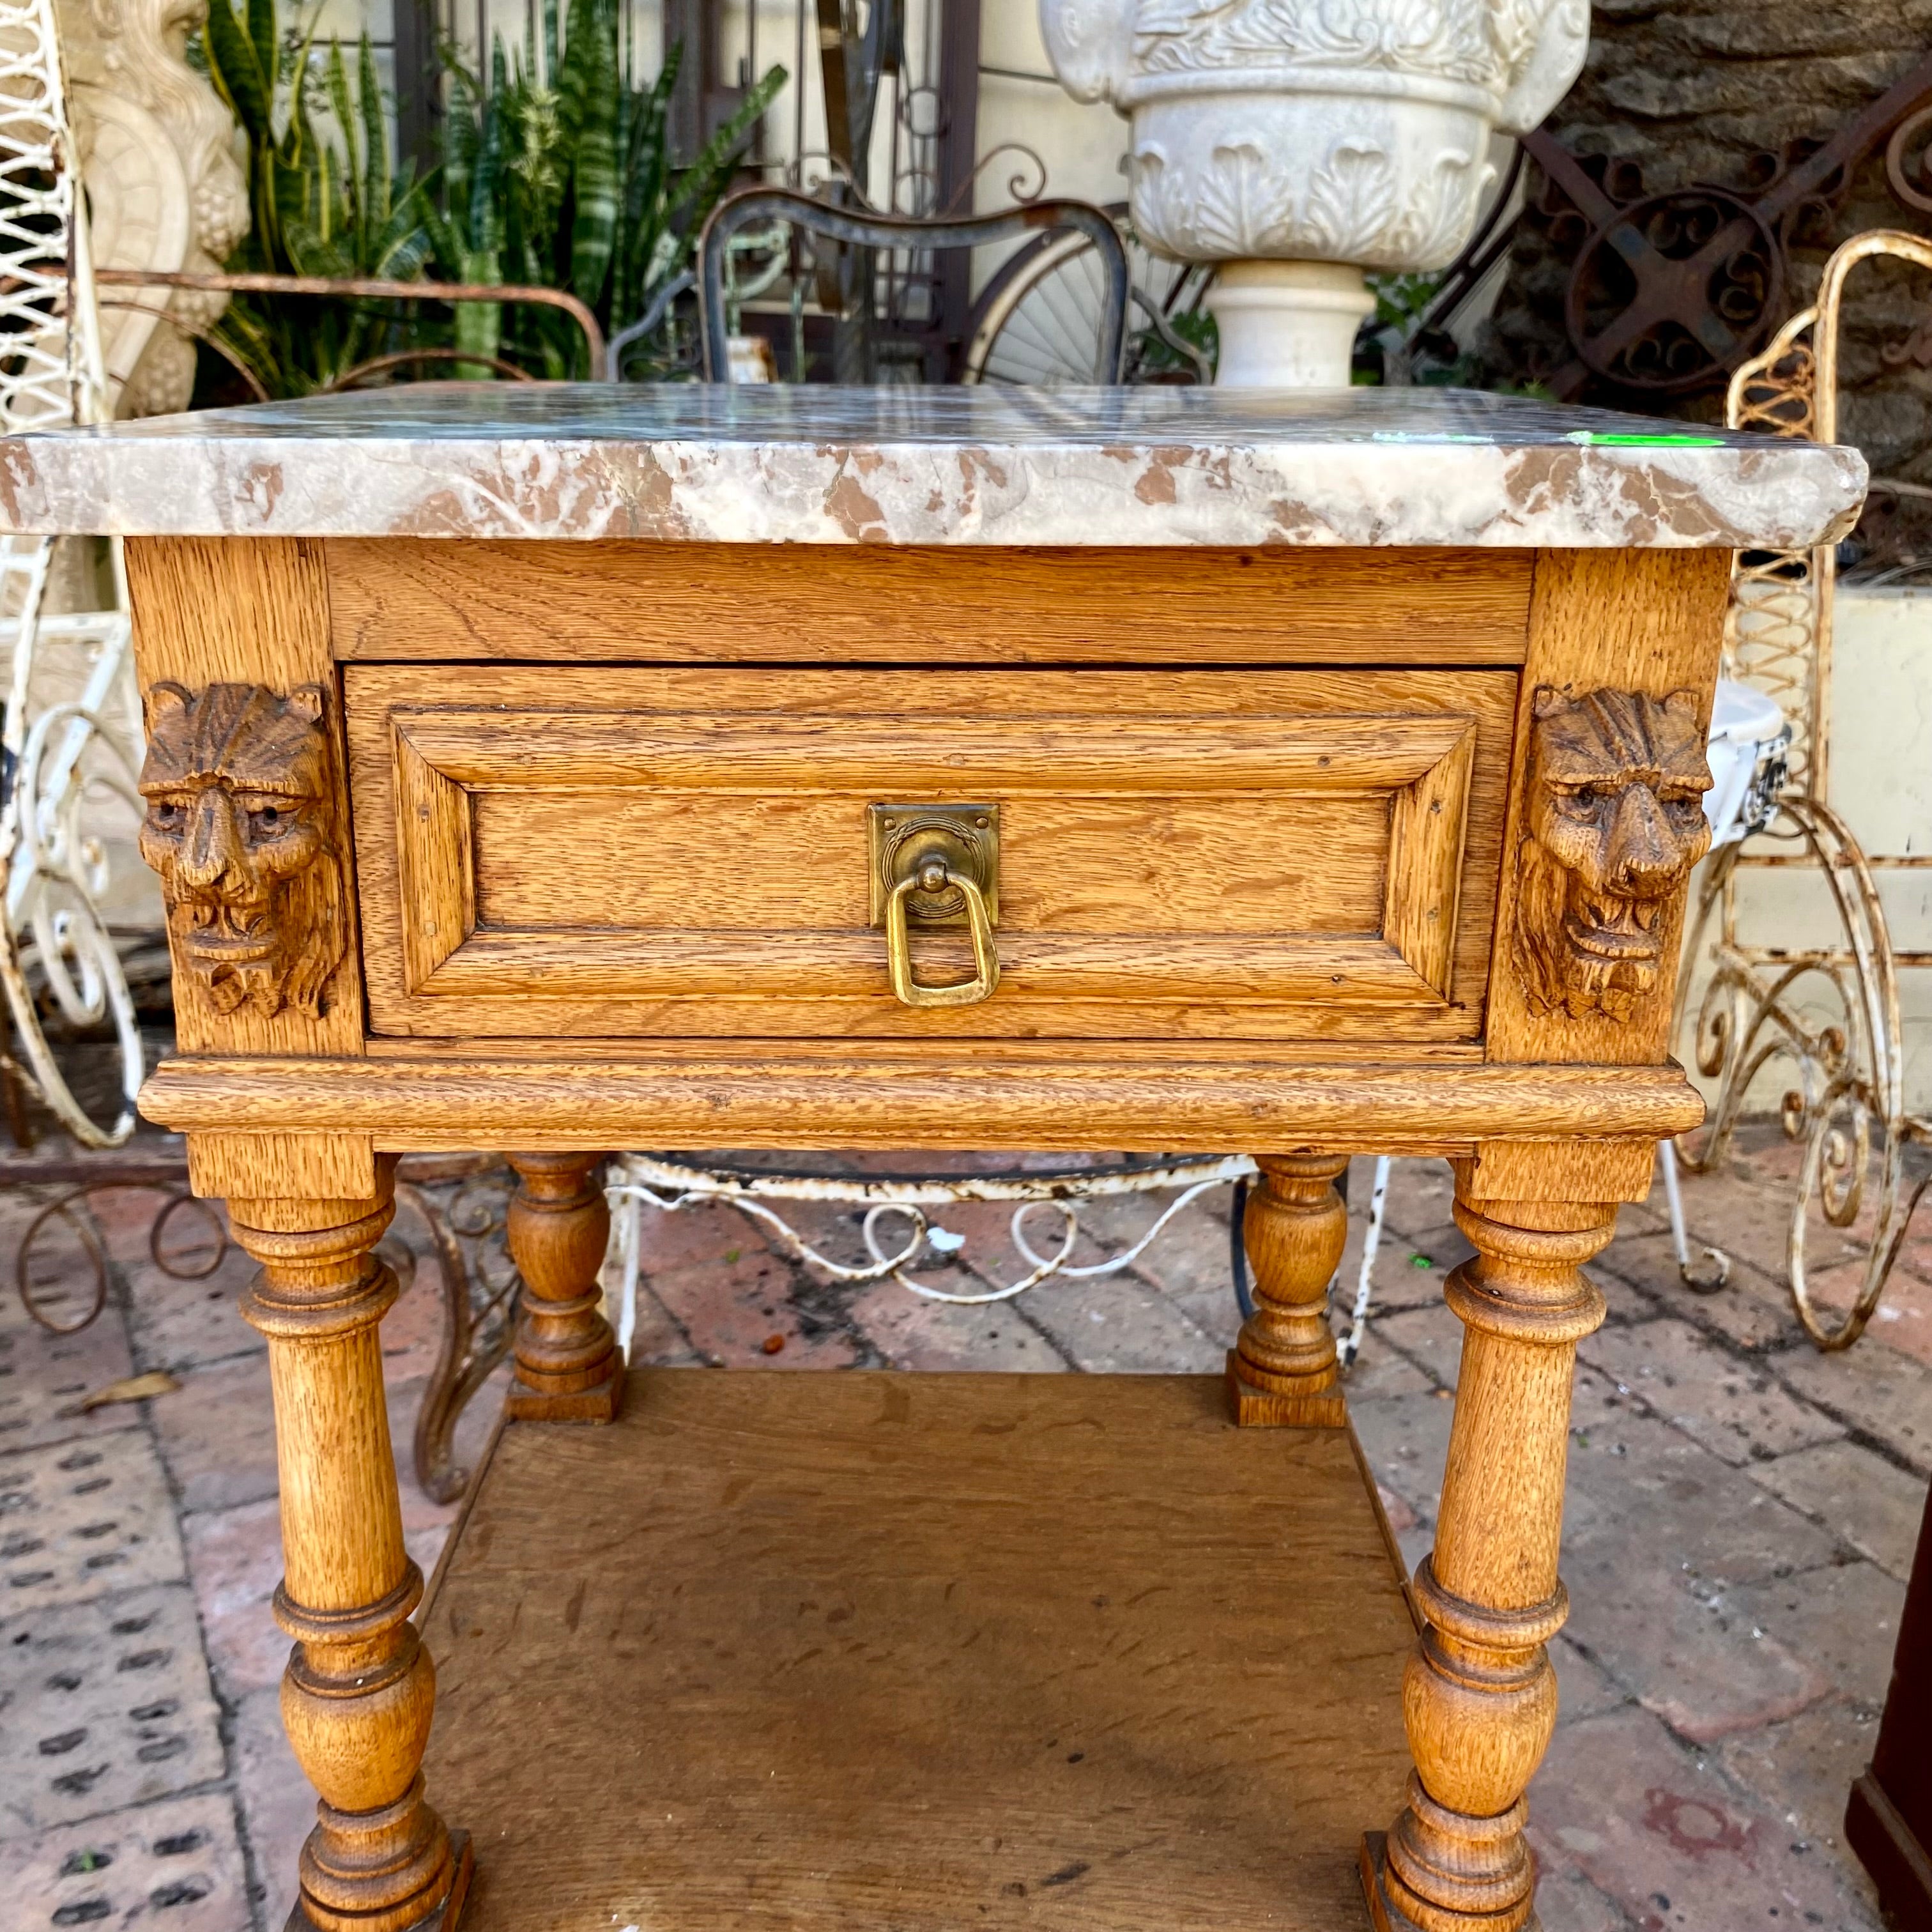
[1390,147,1497,263]
[1044,0,1584,288]
[1128,0,1545,95]
[1305,141,1400,257]
[1512,686,1713,1025]
[1131,134,1481,265]
[136,682,348,1021]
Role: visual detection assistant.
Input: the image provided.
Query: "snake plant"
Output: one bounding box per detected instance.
[199,0,436,394]
[194,0,781,392]
[431,0,786,378]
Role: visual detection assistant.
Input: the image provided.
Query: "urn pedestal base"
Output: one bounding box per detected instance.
[1204,260,1377,388]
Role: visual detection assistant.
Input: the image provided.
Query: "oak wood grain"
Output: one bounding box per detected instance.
[421,1369,1414,1932]
[1483,549,1732,1070]
[1230,1154,1351,1425]
[468,792,1393,932]
[139,1053,1705,1154]
[1464,1135,1660,1206]
[356,1032,1489,1064]
[124,536,369,1059]
[420,931,1444,1005]
[393,708,1478,788]
[1385,723,1475,1000]
[395,730,473,992]
[228,1182,464,1932]
[344,665,1514,1043]
[186,1130,376,1201]
[352,994,1485,1045]
[326,539,1535,665]
[1372,1183,1616,1932]
[503,1153,620,1422]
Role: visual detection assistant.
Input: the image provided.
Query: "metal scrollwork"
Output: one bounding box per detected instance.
[1674,796,1926,1349]
[1886,102,1932,217]
[1522,45,1932,399]
[399,1155,523,1505]
[14,1172,226,1335]
[603,1153,1254,1353]
[937,142,1048,217]
[1670,227,1932,1349]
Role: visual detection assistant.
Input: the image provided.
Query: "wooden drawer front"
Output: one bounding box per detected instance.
[346,668,1516,1041]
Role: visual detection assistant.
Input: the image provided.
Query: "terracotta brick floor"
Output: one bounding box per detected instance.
[3,1126,1927,1932]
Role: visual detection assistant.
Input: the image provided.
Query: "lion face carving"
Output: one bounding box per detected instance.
[137,683,346,1019]
[1514,685,1713,1023]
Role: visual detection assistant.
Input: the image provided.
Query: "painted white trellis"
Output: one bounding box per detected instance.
[0,0,145,1145]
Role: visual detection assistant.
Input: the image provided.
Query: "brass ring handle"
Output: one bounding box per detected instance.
[884,863,1001,1008]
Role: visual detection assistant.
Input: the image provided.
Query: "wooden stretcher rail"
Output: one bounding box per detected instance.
[141,1054,1704,1153]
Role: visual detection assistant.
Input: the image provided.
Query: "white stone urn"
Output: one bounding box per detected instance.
[1039,0,1589,385]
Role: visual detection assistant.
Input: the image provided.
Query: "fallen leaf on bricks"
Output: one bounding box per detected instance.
[59,1370,181,1417]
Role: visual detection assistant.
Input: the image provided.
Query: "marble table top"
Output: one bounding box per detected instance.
[0,383,1866,548]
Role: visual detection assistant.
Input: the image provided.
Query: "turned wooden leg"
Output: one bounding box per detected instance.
[1228,1153,1349,1427]
[505,1152,622,1422]
[229,1179,470,1932]
[1363,1174,1615,1932]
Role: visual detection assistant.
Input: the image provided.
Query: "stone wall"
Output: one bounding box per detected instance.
[1482,1,1932,498]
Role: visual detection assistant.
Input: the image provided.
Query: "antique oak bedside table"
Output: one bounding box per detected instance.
[0,387,1863,1932]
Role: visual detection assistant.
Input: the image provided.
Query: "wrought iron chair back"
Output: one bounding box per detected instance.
[0,0,149,1149]
[1674,228,1932,1348]
[696,187,1130,384]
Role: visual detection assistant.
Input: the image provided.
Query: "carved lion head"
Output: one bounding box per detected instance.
[137,682,345,1019]
[1514,685,1713,1024]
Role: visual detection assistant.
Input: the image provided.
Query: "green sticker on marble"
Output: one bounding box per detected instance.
[1562,431,1728,447]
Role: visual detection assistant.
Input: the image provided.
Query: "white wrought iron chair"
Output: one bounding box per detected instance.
[1671,227,1932,1350]
[1351,234,1932,1367]
[0,0,147,1146]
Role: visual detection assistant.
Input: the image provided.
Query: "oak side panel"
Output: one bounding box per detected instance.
[187,1130,377,1200]
[326,540,1535,665]
[124,535,369,1062]
[1462,1137,1660,1208]
[1483,548,1732,1071]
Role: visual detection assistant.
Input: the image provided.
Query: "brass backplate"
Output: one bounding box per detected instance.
[867,804,1000,929]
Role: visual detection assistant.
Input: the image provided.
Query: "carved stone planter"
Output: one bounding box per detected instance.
[1039,0,1590,385]
[57,0,249,417]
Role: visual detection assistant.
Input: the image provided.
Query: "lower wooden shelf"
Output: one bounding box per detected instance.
[421,1370,1418,1932]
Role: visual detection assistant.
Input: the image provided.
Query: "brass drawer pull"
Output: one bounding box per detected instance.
[884,862,1000,1008]
[868,803,1001,1008]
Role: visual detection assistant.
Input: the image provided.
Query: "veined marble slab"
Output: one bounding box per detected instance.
[0,383,1866,548]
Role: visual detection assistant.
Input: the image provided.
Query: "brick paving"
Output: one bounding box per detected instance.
[2,1128,1926,1932]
